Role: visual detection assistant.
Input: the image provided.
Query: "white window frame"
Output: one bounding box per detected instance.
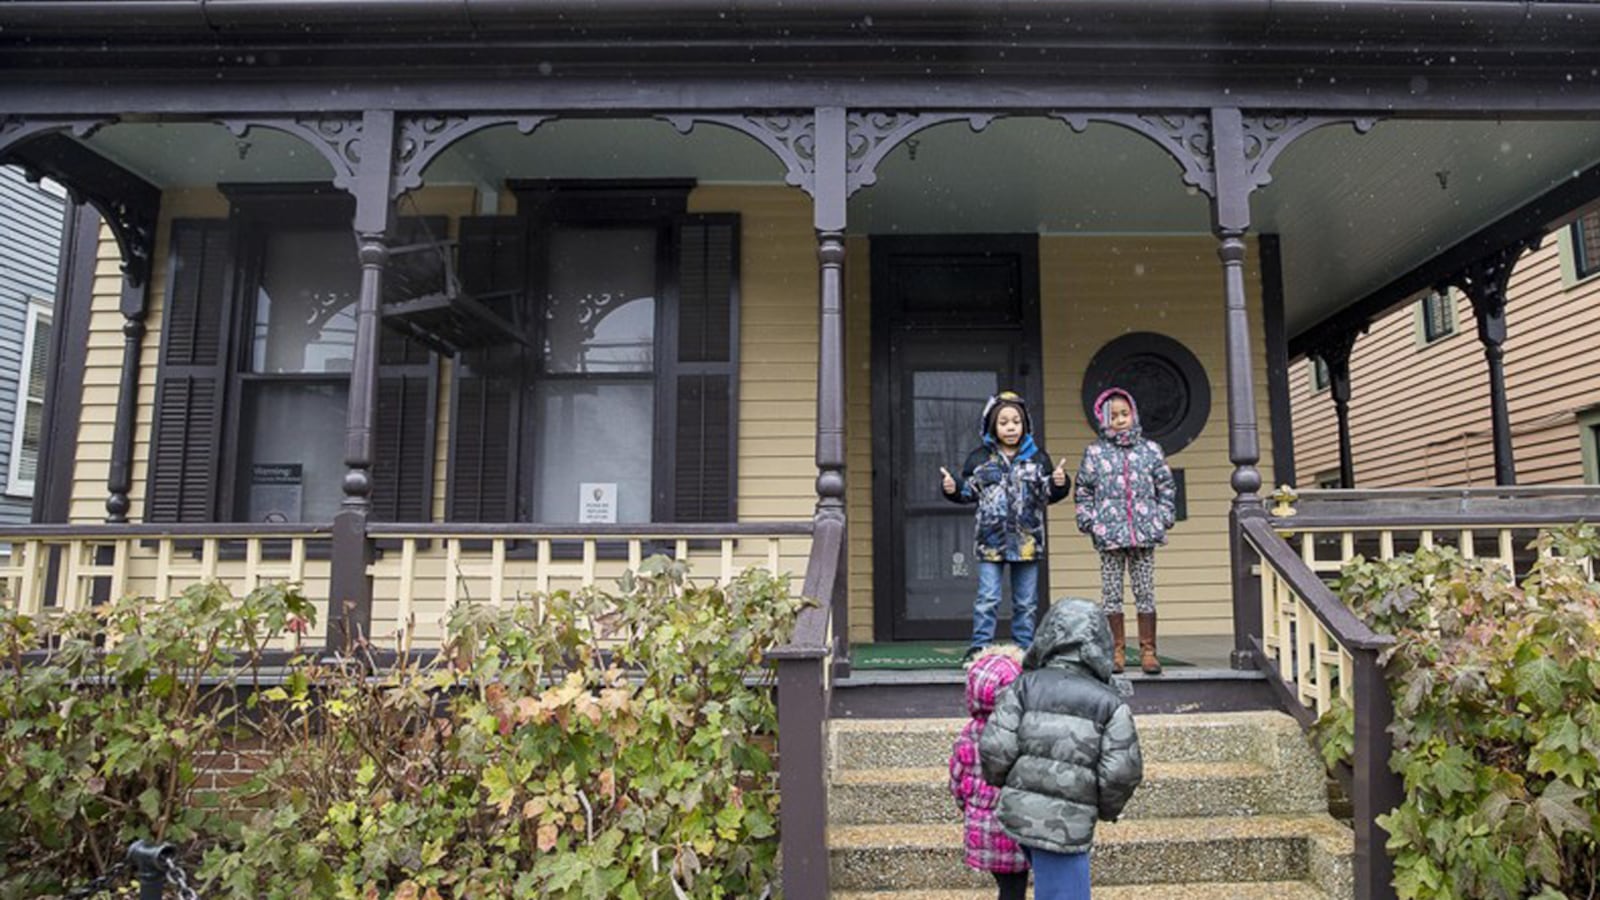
[7,298,53,498]
[1413,288,1458,346]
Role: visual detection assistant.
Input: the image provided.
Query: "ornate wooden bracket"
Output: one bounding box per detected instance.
[393,114,550,199]
[660,112,817,194]
[219,115,366,193]
[1439,234,1543,343]
[0,118,158,288]
[843,111,997,197]
[1053,111,1379,200]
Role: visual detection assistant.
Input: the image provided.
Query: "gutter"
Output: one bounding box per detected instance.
[0,0,1593,45]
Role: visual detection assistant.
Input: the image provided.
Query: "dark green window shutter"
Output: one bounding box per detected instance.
[147,219,231,523]
[671,214,739,523]
[447,216,526,522]
[371,217,443,523]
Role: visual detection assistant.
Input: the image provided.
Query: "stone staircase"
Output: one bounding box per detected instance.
[828,711,1353,899]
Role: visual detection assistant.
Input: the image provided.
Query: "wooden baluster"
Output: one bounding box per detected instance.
[156,539,173,603]
[628,539,642,573]
[445,538,461,609]
[491,539,506,606]
[60,539,81,612]
[675,539,688,563]
[110,539,129,605]
[1459,529,1475,559]
[17,541,40,616]
[397,538,416,636]
[1498,529,1515,575]
[768,537,781,574]
[1379,530,1395,560]
[536,540,551,595]
[582,540,597,587]
[290,538,307,584]
[721,538,735,587]
[1340,531,1355,565]
[245,538,263,593]
[201,538,219,584]
[1339,646,1354,706]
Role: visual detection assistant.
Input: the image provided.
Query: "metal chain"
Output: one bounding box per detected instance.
[61,861,127,900]
[162,854,200,900]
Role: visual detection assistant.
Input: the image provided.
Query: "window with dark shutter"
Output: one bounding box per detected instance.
[371,217,445,524]
[444,190,740,528]
[147,219,231,522]
[671,215,739,522]
[447,216,527,522]
[1574,211,1600,280]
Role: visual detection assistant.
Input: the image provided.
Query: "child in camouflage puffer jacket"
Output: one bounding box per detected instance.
[1073,387,1177,675]
[979,598,1144,900]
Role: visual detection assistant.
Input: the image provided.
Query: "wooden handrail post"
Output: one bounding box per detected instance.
[1351,647,1400,900]
[773,647,830,900]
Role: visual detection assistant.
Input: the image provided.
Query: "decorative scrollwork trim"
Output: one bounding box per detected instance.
[1240,113,1380,191]
[220,115,365,192]
[845,112,996,197]
[661,113,816,195]
[1053,112,1214,197]
[0,116,114,160]
[394,114,551,198]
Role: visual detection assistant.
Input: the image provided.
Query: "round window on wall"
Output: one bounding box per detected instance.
[1081,332,1211,456]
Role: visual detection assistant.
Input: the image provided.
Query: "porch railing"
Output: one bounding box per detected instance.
[1241,513,1397,900]
[0,523,335,641]
[1249,484,1600,900]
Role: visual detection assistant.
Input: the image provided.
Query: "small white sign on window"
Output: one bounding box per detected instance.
[579,482,618,524]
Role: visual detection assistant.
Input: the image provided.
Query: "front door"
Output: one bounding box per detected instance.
[870,236,1043,642]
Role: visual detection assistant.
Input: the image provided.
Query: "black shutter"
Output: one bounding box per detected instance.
[371,217,443,523]
[447,216,526,522]
[671,214,739,523]
[147,219,231,523]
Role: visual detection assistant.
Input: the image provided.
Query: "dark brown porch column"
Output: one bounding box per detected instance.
[1209,108,1266,669]
[327,109,396,653]
[813,106,849,642]
[1443,238,1536,487]
[1313,325,1361,489]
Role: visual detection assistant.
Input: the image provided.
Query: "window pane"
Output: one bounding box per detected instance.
[533,381,653,523]
[544,228,656,374]
[251,229,360,374]
[17,400,42,483]
[1577,212,1600,278]
[236,382,348,523]
[27,316,51,401]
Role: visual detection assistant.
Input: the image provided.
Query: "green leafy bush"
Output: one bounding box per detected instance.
[0,581,313,899]
[200,558,801,899]
[1336,526,1600,899]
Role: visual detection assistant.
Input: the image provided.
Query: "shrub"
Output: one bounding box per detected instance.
[199,557,802,899]
[1335,525,1600,899]
[0,581,313,899]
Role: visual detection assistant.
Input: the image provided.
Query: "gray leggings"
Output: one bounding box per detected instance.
[1099,546,1157,615]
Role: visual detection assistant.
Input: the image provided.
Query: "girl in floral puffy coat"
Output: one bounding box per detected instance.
[1074,387,1177,675]
[948,646,1029,899]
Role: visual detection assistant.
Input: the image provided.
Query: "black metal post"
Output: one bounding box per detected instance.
[126,840,169,900]
[1260,234,1296,489]
[327,109,396,653]
[106,283,148,522]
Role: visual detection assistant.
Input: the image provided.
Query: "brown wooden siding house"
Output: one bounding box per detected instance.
[5,3,1600,897]
[1293,211,1600,490]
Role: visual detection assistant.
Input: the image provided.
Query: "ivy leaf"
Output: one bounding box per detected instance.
[1513,657,1566,711]
[1532,780,1589,838]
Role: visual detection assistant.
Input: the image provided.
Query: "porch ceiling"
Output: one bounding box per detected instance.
[82,115,1600,340]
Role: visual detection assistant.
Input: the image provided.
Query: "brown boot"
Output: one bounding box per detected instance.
[1107,612,1126,673]
[1138,611,1162,675]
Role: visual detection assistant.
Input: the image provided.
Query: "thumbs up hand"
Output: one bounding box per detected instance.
[940,467,957,495]
[1052,457,1069,487]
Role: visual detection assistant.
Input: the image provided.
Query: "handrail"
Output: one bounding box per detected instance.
[1242,517,1393,652]
[767,515,840,900]
[1241,511,1399,900]
[1294,486,1600,501]
[368,521,814,538]
[1279,486,1600,530]
[0,523,334,539]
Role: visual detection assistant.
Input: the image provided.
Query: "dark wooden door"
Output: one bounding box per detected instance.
[870,236,1042,642]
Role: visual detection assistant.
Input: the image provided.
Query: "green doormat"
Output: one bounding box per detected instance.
[851,641,1190,670]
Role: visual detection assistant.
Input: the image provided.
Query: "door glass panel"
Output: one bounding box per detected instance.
[236,381,349,523]
[903,369,997,623]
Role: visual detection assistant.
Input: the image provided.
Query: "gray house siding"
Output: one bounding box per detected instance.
[0,164,66,525]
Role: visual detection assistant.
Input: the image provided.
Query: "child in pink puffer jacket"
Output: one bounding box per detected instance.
[948,646,1029,899]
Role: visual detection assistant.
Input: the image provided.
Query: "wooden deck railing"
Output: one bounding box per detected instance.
[1249,484,1600,900]
[0,523,335,640]
[1241,513,1398,900]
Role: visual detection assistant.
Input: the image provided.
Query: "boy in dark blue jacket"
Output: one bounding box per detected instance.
[941,391,1071,660]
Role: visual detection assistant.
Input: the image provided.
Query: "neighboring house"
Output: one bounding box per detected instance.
[1292,211,1600,488]
[0,165,65,526]
[6,6,1600,897]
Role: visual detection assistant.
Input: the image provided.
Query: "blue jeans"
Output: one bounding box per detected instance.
[972,560,1039,650]
[1027,847,1092,900]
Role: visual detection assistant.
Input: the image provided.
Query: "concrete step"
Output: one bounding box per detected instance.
[828,816,1352,893]
[830,712,1298,772]
[829,758,1327,826]
[835,880,1331,899]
